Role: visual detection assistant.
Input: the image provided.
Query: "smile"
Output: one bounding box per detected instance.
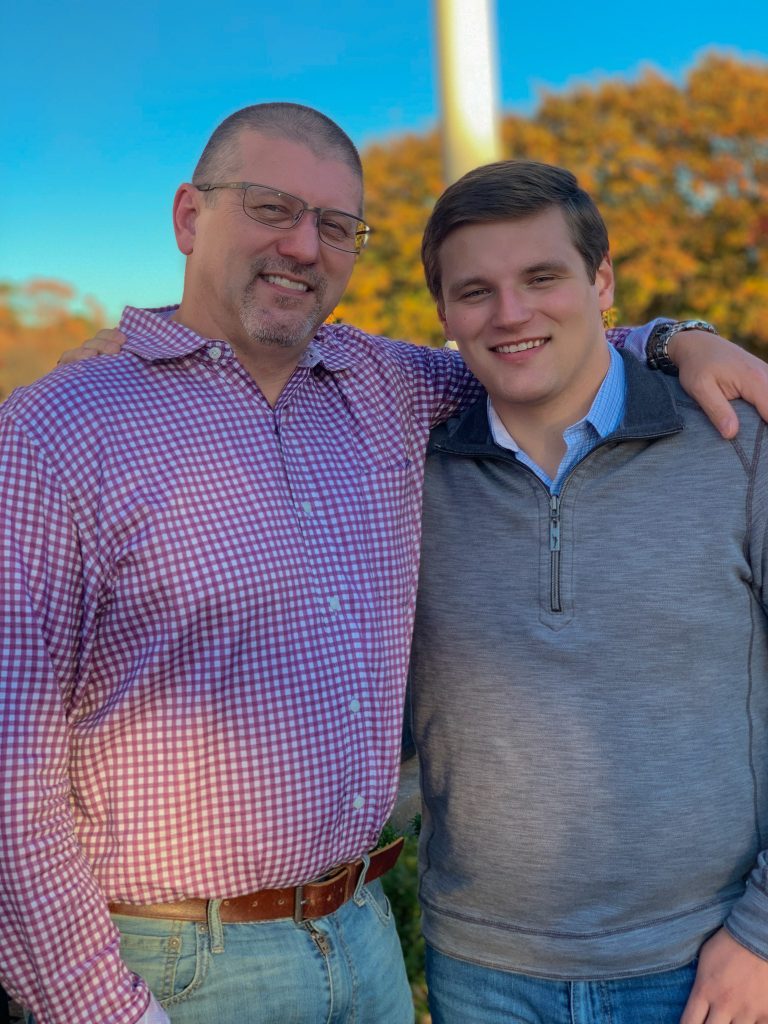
[262,274,310,293]
[493,338,548,354]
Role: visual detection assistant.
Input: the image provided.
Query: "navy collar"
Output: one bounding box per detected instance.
[429,350,685,459]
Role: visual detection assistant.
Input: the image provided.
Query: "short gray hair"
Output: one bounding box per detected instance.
[192,103,363,191]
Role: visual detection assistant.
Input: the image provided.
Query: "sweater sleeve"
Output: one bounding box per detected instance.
[722,416,768,960]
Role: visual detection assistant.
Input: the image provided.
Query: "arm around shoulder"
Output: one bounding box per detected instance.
[668,331,768,439]
[57,326,127,365]
[609,318,768,439]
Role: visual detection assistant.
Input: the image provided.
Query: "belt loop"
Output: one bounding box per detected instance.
[352,852,371,906]
[206,898,225,954]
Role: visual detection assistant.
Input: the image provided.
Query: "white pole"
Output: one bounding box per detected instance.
[434,0,503,184]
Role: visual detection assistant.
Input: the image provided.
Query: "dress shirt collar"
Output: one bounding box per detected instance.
[487,343,626,452]
[118,305,365,373]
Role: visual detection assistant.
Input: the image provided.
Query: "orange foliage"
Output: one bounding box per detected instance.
[3,52,765,392]
[339,53,768,354]
[0,280,106,400]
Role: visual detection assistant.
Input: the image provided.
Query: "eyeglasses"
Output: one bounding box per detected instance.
[196,182,372,254]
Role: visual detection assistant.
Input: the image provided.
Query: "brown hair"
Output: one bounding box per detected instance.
[421,160,609,302]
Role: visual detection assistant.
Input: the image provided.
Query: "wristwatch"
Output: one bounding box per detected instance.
[646,320,718,375]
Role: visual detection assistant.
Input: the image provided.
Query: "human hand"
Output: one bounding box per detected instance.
[57,327,127,365]
[670,330,768,439]
[679,927,768,1023]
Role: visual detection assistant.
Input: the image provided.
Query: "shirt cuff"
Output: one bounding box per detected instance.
[615,318,673,361]
[724,878,768,962]
[137,992,171,1024]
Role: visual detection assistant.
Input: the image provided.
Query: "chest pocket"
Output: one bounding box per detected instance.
[355,458,418,606]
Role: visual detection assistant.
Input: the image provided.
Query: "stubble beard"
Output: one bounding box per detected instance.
[238,259,328,349]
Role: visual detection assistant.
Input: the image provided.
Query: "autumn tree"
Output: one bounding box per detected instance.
[3,52,765,394]
[0,279,106,399]
[338,53,768,355]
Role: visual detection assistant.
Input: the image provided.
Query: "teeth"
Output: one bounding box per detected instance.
[495,338,547,354]
[263,274,309,292]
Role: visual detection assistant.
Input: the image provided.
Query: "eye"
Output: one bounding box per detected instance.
[529,275,556,286]
[250,201,295,224]
[319,214,357,242]
[458,287,490,301]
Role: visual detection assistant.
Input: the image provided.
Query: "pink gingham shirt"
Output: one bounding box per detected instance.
[0,306,638,1023]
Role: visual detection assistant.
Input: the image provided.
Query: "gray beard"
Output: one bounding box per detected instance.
[239,260,328,348]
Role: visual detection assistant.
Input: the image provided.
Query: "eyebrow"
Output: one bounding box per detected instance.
[445,276,489,298]
[522,259,571,276]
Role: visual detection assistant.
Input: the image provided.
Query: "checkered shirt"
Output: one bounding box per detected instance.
[0,307,638,1023]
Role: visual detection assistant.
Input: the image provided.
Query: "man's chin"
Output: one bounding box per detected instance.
[241,311,324,350]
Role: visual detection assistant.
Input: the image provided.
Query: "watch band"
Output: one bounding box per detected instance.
[646,320,717,375]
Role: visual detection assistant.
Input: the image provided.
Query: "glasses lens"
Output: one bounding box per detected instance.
[243,187,302,228]
[318,212,368,253]
[240,185,369,253]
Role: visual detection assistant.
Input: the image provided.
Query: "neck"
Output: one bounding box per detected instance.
[172,302,313,408]
[493,382,609,479]
[495,408,571,479]
[493,343,612,477]
[230,340,308,407]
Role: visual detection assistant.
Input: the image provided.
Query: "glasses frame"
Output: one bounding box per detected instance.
[196,182,371,254]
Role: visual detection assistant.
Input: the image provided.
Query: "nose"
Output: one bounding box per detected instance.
[493,287,532,328]
[274,210,322,263]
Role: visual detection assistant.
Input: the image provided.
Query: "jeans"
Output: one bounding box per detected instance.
[119,876,415,1019]
[110,880,412,1024]
[426,945,698,1024]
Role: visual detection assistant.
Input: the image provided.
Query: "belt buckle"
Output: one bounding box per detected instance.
[293,884,307,924]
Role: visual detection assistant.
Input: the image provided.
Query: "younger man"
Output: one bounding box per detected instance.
[410,160,768,1023]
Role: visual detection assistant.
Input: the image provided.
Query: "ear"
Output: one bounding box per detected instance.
[173,183,202,256]
[436,300,450,339]
[596,254,615,310]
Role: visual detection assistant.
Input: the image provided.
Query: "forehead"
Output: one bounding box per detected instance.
[232,130,363,213]
[439,207,583,280]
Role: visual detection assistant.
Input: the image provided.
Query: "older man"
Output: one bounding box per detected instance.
[1,103,766,1024]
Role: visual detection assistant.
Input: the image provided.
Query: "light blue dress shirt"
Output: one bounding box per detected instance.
[488,344,627,494]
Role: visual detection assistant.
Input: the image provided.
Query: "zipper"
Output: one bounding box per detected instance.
[435,423,682,617]
[549,493,562,613]
[305,921,331,957]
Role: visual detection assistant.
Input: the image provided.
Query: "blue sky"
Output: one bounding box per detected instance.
[2,0,766,321]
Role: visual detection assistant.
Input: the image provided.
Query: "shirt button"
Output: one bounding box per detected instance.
[349,699,360,713]
[301,501,312,515]
[328,596,341,612]
[353,796,364,810]
[209,346,222,361]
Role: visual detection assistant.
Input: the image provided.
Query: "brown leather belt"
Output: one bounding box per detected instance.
[109,837,403,925]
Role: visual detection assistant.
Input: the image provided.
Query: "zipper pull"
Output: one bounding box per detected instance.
[549,494,561,551]
[306,921,331,957]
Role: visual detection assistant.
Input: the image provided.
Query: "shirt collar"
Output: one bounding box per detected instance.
[119,306,367,373]
[488,343,626,451]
